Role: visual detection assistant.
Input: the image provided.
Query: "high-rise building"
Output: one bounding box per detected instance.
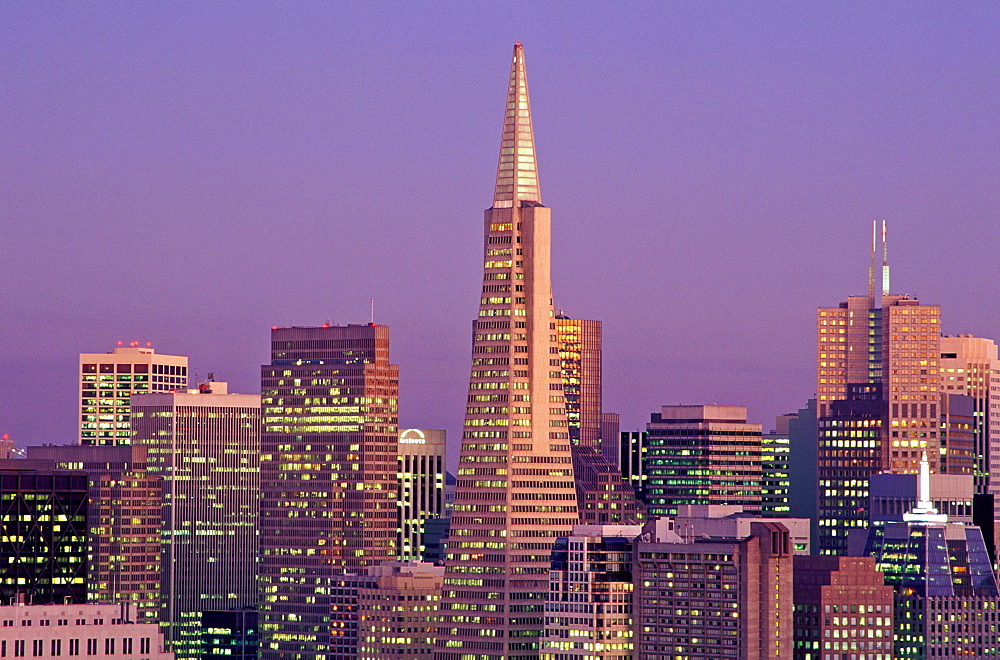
[397,428,447,562]
[632,517,794,660]
[541,523,642,660]
[816,224,945,553]
[201,607,258,660]
[939,393,976,474]
[25,444,162,622]
[555,316,601,449]
[786,400,818,546]
[599,413,620,465]
[0,467,89,606]
[618,430,648,501]
[357,562,444,660]
[867,469,974,526]
[791,555,894,660]
[817,383,884,555]
[556,315,644,524]
[434,44,580,660]
[762,414,793,517]
[859,459,1000,658]
[259,324,399,660]
[79,345,188,445]
[130,381,261,659]
[940,335,1000,533]
[644,405,763,517]
[672,504,812,555]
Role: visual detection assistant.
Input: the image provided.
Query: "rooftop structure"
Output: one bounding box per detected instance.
[78,345,188,445]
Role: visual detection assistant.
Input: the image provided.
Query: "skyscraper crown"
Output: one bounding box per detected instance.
[493,43,541,208]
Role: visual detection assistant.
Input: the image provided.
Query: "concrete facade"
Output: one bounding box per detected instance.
[434,44,579,660]
[79,346,188,445]
[791,555,894,660]
[644,405,763,517]
[0,602,172,660]
[541,524,641,660]
[357,563,444,660]
[397,429,447,562]
[633,518,794,660]
[130,383,260,658]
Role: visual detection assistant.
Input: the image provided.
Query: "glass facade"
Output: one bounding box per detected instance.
[0,470,89,605]
[862,519,1000,658]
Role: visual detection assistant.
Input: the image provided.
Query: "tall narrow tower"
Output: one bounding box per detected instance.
[259,324,399,660]
[816,223,943,554]
[434,44,579,660]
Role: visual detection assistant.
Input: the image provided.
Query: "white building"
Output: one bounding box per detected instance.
[79,345,188,445]
[0,602,173,659]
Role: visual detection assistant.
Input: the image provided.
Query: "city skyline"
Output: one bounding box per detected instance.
[2,4,997,458]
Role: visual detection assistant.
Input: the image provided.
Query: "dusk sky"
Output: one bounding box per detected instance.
[2,3,997,458]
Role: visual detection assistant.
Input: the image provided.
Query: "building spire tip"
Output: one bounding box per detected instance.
[492,41,540,208]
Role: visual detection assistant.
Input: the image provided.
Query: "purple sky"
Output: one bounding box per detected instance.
[2,3,997,458]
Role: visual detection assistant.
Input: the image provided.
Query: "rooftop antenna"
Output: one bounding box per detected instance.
[881,219,889,297]
[370,298,375,325]
[867,220,877,304]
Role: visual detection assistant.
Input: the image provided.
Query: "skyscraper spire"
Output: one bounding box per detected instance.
[493,43,540,208]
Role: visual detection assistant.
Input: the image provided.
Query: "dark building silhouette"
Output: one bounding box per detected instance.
[0,469,89,605]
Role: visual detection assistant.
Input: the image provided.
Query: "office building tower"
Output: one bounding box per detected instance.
[786,400,818,546]
[618,431,648,501]
[130,381,260,659]
[632,517,794,660]
[762,414,793,517]
[939,393,976,474]
[555,316,602,448]
[434,44,579,660]
[644,405,763,517]
[25,444,162,622]
[556,317,644,524]
[541,523,642,660]
[260,324,399,660]
[79,345,188,445]
[860,458,1000,658]
[357,562,444,660]
[791,555,894,660]
[0,468,89,606]
[0,602,172,660]
[940,335,1000,493]
[816,224,945,552]
[817,384,883,555]
[421,516,451,566]
[599,413,620,464]
[202,607,258,660]
[397,429,446,562]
